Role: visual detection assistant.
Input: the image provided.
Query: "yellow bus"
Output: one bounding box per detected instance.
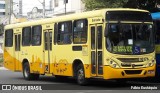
[4,8,156,85]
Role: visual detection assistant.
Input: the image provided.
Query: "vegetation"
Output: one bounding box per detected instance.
[0,54,3,63]
[82,0,160,12]
[0,58,3,63]
[0,24,4,36]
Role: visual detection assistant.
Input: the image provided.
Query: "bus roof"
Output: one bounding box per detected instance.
[5,8,149,30]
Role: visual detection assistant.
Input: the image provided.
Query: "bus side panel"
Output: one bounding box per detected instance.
[51,44,91,78]
[29,46,44,74]
[156,54,160,77]
[52,45,73,76]
[4,48,15,71]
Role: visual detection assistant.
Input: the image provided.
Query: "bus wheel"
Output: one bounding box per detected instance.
[76,64,88,85]
[23,62,39,80]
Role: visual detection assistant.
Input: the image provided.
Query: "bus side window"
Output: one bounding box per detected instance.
[22,27,31,46]
[73,19,88,43]
[32,25,42,46]
[5,29,13,47]
[57,21,72,44]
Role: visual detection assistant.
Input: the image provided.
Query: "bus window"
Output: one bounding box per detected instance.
[15,34,21,51]
[106,23,154,54]
[22,27,31,46]
[73,19,88,43]
[5,29,13,47]
[57,21,72,44]
[32,25,42,46]
[109,24,119,46]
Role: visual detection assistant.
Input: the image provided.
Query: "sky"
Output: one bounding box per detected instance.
[22,0,50,15]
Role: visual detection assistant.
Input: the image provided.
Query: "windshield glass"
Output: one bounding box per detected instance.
[106,23,154,55]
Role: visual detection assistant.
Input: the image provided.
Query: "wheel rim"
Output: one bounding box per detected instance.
[78,69,84,83]
[24,66,29,78]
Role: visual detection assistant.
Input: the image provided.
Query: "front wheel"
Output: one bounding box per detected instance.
[23,62,39,80]
[76,64,88,85]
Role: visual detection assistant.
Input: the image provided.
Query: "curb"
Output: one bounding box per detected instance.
[0,62,3,67]
[0,67,8,70]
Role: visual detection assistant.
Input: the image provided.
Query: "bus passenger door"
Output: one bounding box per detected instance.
[14,33,21,71]
[90,24,103,76]
[43,30,52,73]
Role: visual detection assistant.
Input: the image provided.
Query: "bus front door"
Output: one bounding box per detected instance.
[43,30,52,73]
[14,33,21,71]
[90,24,103,76]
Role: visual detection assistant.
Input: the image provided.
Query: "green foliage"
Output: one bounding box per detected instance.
[124,0,160,12]
[82,0,128,11]
[0,24,4,36]
[82,0,127,10]
[0,57,3,63]
[82,0,160,12]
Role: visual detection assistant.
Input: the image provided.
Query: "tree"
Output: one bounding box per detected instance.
[82,0,128,11]
[0,24,4,36]
[82,0,160,12]
[124,0,160,12]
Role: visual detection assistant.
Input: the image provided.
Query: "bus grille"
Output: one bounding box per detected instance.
[121,64,143,67]
[118,58,143,62]
[124,70,142,74]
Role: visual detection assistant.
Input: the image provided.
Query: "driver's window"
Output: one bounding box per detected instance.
[109,24,119,46]
[110,25,118,33]
[142,25,152,41]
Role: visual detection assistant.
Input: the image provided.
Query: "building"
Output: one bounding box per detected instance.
[0,0,5,54]
[12,0,23,18]
[52,0,85,16]
[27,7,43,20]
[5,0,23,20]
[27,0,85,19]
[0,0,5,18]
[2,0,25,24]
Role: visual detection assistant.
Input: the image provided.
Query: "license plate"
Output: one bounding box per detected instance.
[148,70,154,74]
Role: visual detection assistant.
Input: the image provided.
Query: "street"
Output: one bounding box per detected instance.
[0,68,160,93]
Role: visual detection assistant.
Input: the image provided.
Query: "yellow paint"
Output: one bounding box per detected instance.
[88,17,103,24]
[4,49,22,71]
[4,49,15,71]
[30,57,44,74]
[52,62,73,76]
[4,8,155,81]
[103,65,155,79]
[84,64,91,78]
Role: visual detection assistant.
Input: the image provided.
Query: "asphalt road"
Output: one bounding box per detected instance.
[0,68,160,93]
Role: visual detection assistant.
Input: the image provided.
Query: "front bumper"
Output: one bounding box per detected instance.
[103,65,156,79]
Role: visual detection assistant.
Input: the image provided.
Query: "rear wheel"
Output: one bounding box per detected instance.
[23,62,39,80]
[76,64,88,85]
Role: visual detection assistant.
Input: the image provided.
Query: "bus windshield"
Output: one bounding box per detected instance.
[106,23,154,55]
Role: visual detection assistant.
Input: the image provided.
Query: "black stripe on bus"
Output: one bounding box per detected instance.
[72,46,82,51]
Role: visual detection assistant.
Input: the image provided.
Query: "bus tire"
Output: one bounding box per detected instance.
[23,62,39,80]
[76,64,88,85]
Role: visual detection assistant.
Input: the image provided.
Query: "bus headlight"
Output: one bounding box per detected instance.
[146,60,155,67]
[109,60,120,68]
